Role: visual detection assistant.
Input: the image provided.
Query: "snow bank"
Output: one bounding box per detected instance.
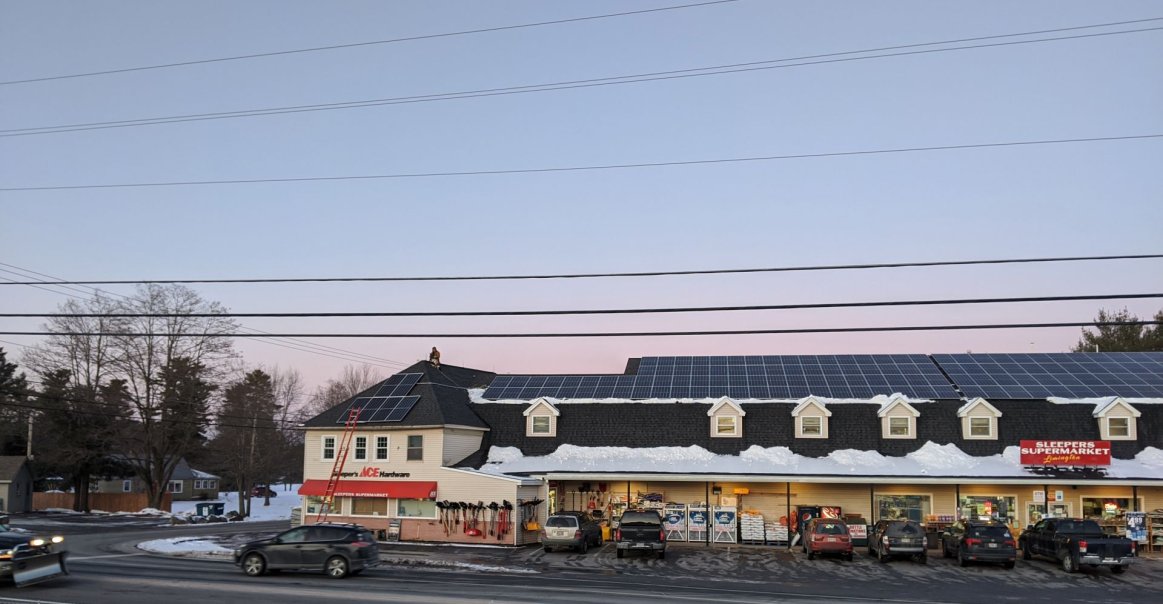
[483,443,1163,480]
[138,537,232,558]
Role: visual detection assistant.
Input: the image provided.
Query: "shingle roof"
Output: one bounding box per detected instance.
[466,399,1162,467]
[0,456,28,482]
[301,361,494,430]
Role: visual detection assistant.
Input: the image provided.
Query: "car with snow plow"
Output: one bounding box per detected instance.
[0,520,68,587]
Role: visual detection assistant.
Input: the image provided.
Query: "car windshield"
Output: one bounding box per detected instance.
[816,523,847,535]
[968,526,1010,539]
[546,517,579,528]
[620,512,661,526]
[886,522,921,535]
[1056,520,1103,534]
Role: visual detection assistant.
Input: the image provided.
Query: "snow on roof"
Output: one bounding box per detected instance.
[469,389,931,406]
[481,443,1163,480]
[190,469,218,479]
[1046,396,1158,418]
[956,397,1002,417]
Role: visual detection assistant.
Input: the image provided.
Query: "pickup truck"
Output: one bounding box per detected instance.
[615,510,666,559]
[1018,518,1136,573]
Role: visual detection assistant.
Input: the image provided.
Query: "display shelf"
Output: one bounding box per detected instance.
[1148,512,1163,554]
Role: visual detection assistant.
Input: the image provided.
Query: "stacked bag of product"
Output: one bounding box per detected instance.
[740,512,766,541]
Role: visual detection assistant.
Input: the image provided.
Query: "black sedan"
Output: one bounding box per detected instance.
[233,523,380,579]
[941,520,1016,568]
[0,521,68,587]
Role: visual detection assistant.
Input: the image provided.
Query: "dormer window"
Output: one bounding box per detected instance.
[1094,398,1139,441]
[524,398,560,437]
[791,396,831,439]
[708,397,745,438]
[957,398,1002,440]
[878,396,919,439]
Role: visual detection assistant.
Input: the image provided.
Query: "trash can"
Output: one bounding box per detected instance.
[196,502,225,516]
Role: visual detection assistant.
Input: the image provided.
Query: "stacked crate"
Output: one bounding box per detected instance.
[740,512,766,544]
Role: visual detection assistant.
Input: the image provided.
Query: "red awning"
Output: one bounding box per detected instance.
[298,479,437,499]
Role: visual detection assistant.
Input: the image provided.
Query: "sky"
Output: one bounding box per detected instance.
[1,0,1161,394]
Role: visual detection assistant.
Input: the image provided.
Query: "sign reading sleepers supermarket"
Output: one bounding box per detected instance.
[1019,440,1111,466]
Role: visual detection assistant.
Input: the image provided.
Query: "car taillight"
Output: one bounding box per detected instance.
[965,538,982,547]
[840,535,850,542]
[1078,540,1087,553]
[574,530,583,540]
[541,529,547,539]
[1004,539,1016,547]
[615,529,622,541]
[882,535,890,545]
[350,541,372,548]
[813,534,824,541]
[660,529,666,542]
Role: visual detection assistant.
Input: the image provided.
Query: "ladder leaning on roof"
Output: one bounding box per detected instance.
[315,405,362,523]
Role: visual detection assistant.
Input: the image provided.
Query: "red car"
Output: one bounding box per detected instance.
[803,518,853,561]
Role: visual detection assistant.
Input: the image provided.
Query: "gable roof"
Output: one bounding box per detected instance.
[707,397,745,417]
[0,457,28,482]
[957,397,1002,417]
[523,398,560,417]
[1092,397,1141,418]
[301,361,495,430]
[878,396,920,417]
[791,396,832,417]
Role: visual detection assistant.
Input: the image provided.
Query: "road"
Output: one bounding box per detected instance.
[3,518,1161,603]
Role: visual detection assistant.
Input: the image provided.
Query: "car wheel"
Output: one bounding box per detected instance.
[917,554,927,565]
[616,549,624,559]
[326,556,350,579]
[1022,542,1032,560]
[543,545,552,553]
[1111,565,1126,574]
[877,548,887,563]
[658,550,665,560]
[958,549,969,567]
[1003,561,1015,570]
[844,553,853,562]
[808,549,815,560]
[242,553,266,577]
[1061,552,1076,574]
[579,539,588,554]
[942,541,951,559]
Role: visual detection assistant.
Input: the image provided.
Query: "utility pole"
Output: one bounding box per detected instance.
[26,413,34,460]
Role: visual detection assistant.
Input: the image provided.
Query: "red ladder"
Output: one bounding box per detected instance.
[315,405,362,523]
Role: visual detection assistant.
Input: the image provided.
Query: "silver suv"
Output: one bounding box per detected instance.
[541,512,603,554]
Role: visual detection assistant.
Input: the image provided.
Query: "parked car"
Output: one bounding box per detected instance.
[868,519,927,564]
[802,517,853,561]
[251,485,277,498]
[233,523,379,579]
[615,509,667,559]
[0,523,68,587]
[940,520,1016,568]
[1018,518,1135,573]
[541,512,602,553]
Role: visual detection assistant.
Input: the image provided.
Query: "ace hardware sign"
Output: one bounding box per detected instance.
[1019,440,1112,466]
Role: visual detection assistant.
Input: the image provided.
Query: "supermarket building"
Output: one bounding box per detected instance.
[298,353,1163,550]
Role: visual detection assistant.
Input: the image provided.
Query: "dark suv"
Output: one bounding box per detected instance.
[941,520,1016,568]
[868,519,927,564]
[615,509,666,559]
[234,523,379,578]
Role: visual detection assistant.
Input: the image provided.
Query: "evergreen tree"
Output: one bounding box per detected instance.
[210,370,281,516]
[0,348,30,456]
[1072,308,1163,352]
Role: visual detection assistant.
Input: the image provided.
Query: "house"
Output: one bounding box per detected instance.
[0,456,33,513]
[299,352,1163,545]
[94,456,220,501]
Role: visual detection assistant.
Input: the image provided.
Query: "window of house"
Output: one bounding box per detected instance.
[889,417,911,436]
[305,496,324,515]
[353,436,368,461]
[167,480,183,494]
[375,435,389,460]
[969,417,992,437]
[801,416,822,436]
[876,494,931,522]
[531,416,551,434]
[322,436,336,460]
[716,416,737,435]
[407,435,423,461]
[1108,417,1130,437]
[351,497,389,516]
[122,480,132,493]
[397,498,437,518]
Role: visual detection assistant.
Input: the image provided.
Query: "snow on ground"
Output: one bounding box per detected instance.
[482,443,1163,479]
[169,484,301,522]
[138,536,234,558]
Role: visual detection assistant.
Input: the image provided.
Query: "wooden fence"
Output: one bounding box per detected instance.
[32,492,172,513]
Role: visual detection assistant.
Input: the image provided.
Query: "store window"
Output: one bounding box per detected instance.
[375,435,389,461]
[969,417,992,437]
[876,494,931,522]
[801,416,822,436]
[322,436,336,460]
[1082,497,1141,520]
[351,497,389,516]
[353,436,368,461]
[716,416,738,436]
[1108,417,1129,437]
[397,498,437,518]
[959,495,1016,524]
[305,496,324,515]
[531,416,551,434]
[889,417,911,436]
[407,435,423,461]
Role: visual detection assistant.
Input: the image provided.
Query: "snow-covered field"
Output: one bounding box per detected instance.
[138,484,300,558]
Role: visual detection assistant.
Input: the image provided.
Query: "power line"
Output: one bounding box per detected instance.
[5,292,1160,318]
[0,1,741,86]
[0,391,299,432]
[3,321,1159,339]
[0,264,408,370]
[4,23,1160,138]
[0,253,1156,285]
[2,134,1160,192]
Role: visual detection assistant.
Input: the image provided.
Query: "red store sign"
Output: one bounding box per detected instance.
[1019,440,1111,466]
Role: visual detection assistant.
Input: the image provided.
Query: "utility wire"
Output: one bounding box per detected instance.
[2,134,1160,192]
[4,23,1160,138]
[0,254,1156,285]
[4,321,1160,339]
[0,1,741,86]
[0,391,300,432]
[6,292,1160,318]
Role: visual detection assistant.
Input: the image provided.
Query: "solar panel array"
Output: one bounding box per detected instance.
[932,352,1163,399]
[336,373,423,423]
[481,355,959,400]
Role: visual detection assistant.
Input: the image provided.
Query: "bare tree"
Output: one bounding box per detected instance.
[304,364,385,417]
[22,293,120,391]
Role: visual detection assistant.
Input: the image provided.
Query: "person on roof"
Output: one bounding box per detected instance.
[429,347,441,368]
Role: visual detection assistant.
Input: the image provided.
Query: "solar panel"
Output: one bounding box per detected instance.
[371,373,422,397]
[337,372,424,423]
[931,352,1163,398]
[480,355,961,400]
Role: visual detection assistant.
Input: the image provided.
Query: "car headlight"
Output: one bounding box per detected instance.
[0,549,12,560]
[29,538,45,547]
[51,536,64,544]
